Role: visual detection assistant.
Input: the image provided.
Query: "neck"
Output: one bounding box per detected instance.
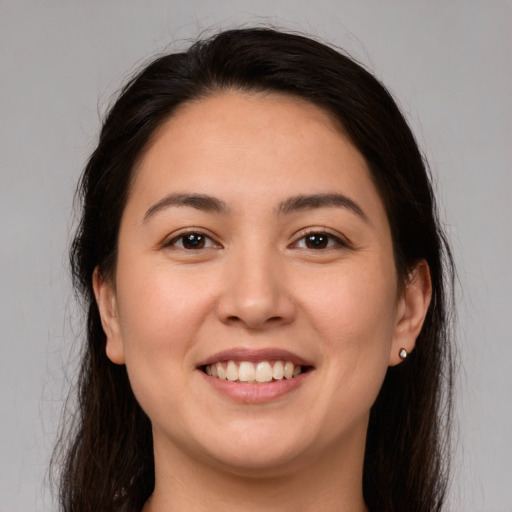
[143,429,368,512]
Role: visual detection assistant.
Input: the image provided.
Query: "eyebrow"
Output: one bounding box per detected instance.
[277,193,368,221]
[143,193,230,222]
[142,192,368,223]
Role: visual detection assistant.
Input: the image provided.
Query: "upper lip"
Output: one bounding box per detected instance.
[197,348,314,368]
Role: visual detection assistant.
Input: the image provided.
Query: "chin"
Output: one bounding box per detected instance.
[207,447,304,477]
[193,424,316,476]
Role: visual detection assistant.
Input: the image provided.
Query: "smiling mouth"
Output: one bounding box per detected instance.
[202,360,310,384]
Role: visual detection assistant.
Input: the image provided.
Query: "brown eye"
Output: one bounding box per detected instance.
[304,233,329,249]
[166,232,219,250]
[181,233,206,249]
[292,231,347,251]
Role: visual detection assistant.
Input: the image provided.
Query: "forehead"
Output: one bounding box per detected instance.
[143,91,347,165]
[128,91,386,223]
[168,90,344,137]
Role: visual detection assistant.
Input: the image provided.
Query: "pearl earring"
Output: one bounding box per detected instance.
[399,348,408,360]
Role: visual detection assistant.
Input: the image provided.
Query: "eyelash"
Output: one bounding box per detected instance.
[291,229,349,250]
[163,231,220,250]
[162,229,350,251]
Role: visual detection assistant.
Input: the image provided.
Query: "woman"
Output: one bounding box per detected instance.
[55,28,455,511]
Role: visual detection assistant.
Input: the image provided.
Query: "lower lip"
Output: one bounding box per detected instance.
[199,370,310,403]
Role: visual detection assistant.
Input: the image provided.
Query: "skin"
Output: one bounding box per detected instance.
[94,92,431,512]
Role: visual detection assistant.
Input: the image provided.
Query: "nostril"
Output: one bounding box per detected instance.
[216,284,296,328]
[225,315,284,327]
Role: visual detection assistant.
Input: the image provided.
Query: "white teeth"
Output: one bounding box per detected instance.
[284,361,294,379]
[216,362,226,380]
[255,362,273,383]
[238,361,255,382]
[226,360,238,381]
[272,361,284,380]
[205,360,304,382]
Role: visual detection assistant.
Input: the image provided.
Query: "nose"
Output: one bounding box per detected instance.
[216,246,296,330]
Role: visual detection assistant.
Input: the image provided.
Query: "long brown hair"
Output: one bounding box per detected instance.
[54,28,455,511]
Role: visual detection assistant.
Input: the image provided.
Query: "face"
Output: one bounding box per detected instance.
[95,92,429,477]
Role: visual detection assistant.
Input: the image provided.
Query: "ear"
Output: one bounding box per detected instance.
[92,267,125,365]
[389,260,432,366]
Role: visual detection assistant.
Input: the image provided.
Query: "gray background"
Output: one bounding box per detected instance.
[1,1,511,511]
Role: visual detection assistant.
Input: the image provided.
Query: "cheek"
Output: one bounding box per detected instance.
[300,260,398,410]
[303,258,398,346]
[113,258,221,421]
[114,250,223,378]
